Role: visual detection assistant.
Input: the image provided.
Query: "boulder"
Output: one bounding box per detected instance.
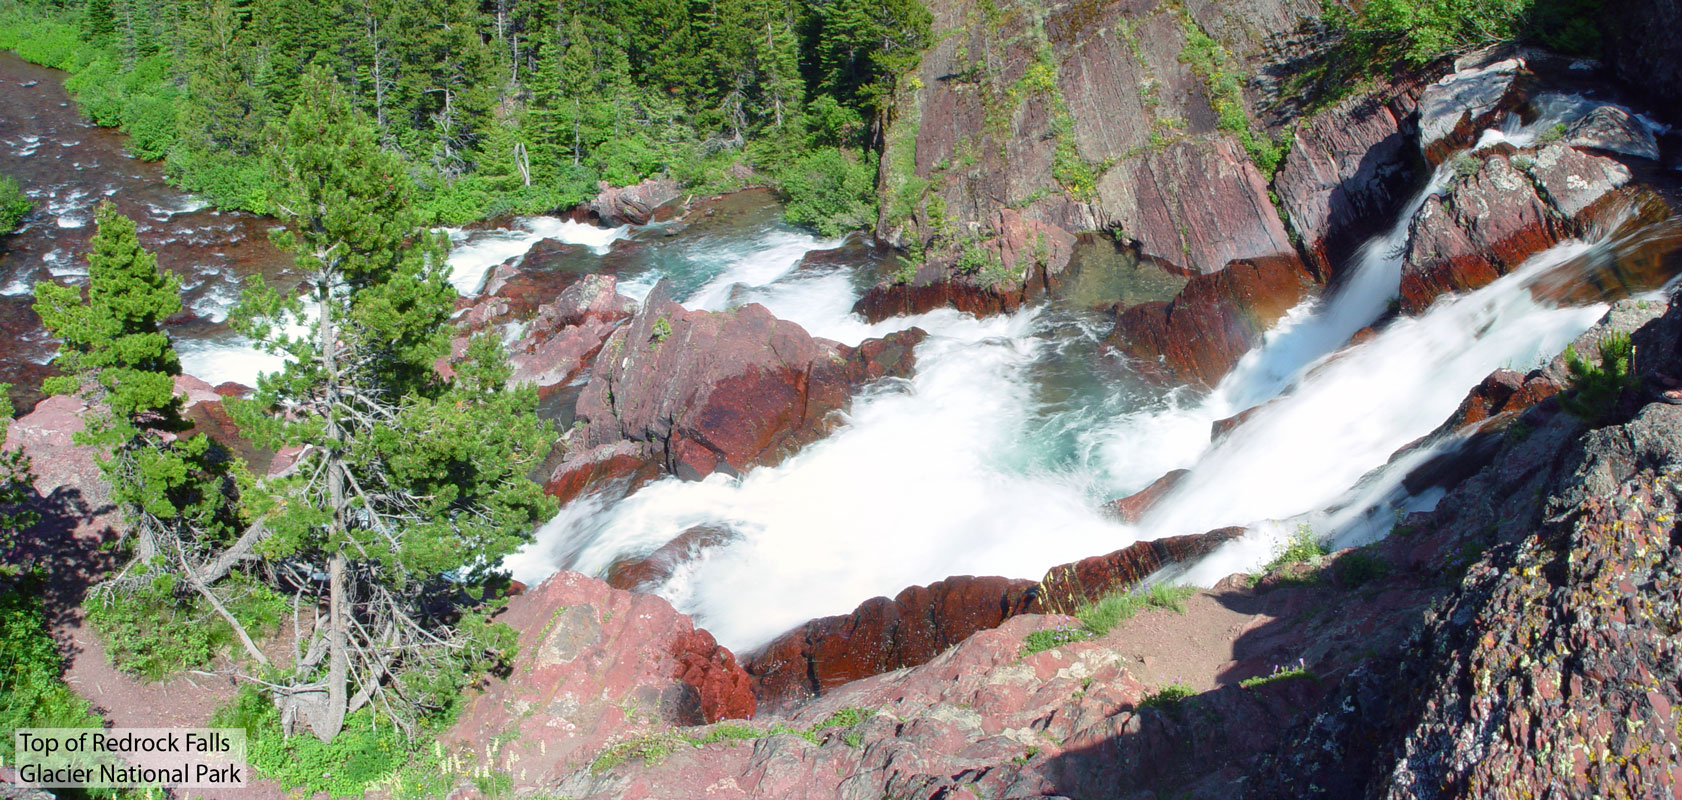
[558,282,924,497]
[1274,87,1423,279]
[1397,145,1642,313]
[604,525,736,591]
[506,274,636,394]
[444,571,753,786]
[1416,57,1527,165]
[588,178,685,226]
[1107,254,1316,388]
[1562,105,1661,162]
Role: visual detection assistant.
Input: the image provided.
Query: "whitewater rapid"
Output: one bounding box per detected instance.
[503,146,1656,655]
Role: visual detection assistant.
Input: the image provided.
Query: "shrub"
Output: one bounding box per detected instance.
[0,583,105,766]
[1334,548,1392,587]
[0,175,30,233]
[1560,332,1637,424]
[780,147,878,236]
[215,686,409,798]
[87,572,286,680]
[1257,524,1328,584]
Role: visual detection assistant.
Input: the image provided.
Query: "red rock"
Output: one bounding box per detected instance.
[1398,155,1565,313]
[1274,85,1423,280]
[211,381,251,398]
[561,281,923,495]
[444,571,752,787]
[1445,368,1562,430]
[1107,254,1316,388]
[1211,405,1266,441]
[543,440,662,506]
[852,263,1023,323]
[745,527,1244,706]
[1113,469,1188,523]
[604,525,736,590]
[506,274,635,393]
[1036,528,1245,614]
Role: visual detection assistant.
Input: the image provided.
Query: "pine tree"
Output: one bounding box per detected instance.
[230,73,554,742]
[32,204,250,656]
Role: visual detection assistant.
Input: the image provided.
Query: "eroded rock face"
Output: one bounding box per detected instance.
[1274,86,1424,279]
[445,571,753,786]
[871,0,1312,314]
[552,281,924,499]
[1106,254,1316,388]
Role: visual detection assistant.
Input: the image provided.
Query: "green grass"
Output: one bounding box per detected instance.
[1138,681,1196,711]
[1021,583,1198,656]
[1177,12,1291,178]
[1239,661,1318,689]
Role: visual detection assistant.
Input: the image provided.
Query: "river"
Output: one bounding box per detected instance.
[4,51,1676,655]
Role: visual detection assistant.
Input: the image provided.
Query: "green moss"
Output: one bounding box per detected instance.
[1176,12,1292,178]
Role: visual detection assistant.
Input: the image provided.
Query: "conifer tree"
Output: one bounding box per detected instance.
[230,73,554,742]
[32,204,249,653]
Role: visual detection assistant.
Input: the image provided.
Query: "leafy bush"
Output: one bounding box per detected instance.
[1560,332,1638,424]
[780,147,878,236]
[87,572,286,680]
[1,583,105,765]
[215,686,409,798]
[0,175,30,233]
[1334,548,1392,587]
[1257,524,1328,584]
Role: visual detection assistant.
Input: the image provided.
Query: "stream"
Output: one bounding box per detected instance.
[4,50,1676,655]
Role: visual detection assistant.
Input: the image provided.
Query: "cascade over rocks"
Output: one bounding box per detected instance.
[1273,84,1425,279]
[744,528,1243,706]
[548,280,924,501]
[1249,299,1682,798]
[1416,57,1528,166]
[1105,254,1316,388]
[445,571,754,787]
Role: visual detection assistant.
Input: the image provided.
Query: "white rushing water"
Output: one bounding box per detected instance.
[444,217,630,295]
[506,140,1654,655]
